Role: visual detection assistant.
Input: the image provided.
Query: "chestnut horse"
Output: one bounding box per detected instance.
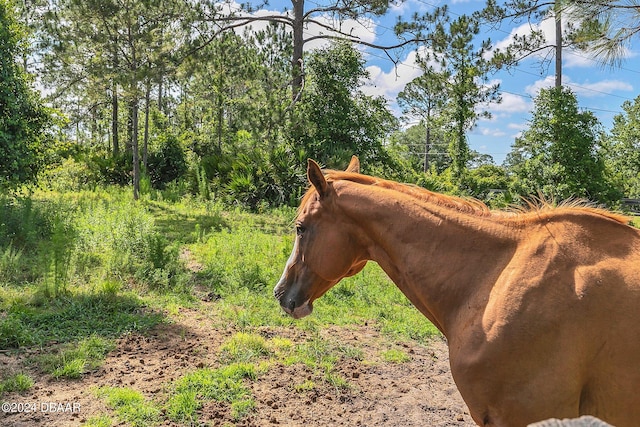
[274,157,640,427]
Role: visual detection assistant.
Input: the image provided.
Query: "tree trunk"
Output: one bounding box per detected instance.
[143,79,150,170]
[112,84,119,155]
[291,0,305,103]
[127,100,135,153]
[424,121,431,173]
[555,3,562,88]
[157,72,163,112]
[132,97,140,200]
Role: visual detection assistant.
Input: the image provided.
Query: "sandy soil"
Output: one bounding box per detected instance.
[1,306,476,427]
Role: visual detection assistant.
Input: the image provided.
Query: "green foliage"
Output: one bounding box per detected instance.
[294,40,398,171]
[506,87,619,204]
[0,0,53,190]
[89,152,133,186]
[0,196,52,253]
[83,415,113,427]
[199,144,307,210]
[147,132,187,189]
[606,94,640,198]
[0,243,22,279]
[2,292,162,348]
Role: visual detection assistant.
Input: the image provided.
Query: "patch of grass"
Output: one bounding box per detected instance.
[0,372,34,396]
[82,415,113,427]
[0,315,35,348]
[220,332,272,363]
[96,386,161,427]
[280,335,354,391]
[36,335,115,379]
[9,292,163,347]
[380,348,411,364]
[0,244,23,280]
[294,379,316,393]
[166,363,257,423]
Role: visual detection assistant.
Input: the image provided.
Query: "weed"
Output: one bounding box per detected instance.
[380,348,411,364]
[167,363,257,423]
[83,415,113,427]
[0,244,23,280]
[231,398,256,420]
[36,335,115,379]
[0,372,34,396]
[220,332,271,363]
[294,379,316,393]
[13,292,163,346]
[0,315,35,348]
[96,386,161,427]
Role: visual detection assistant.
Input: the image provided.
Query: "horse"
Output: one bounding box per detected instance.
[273,157,640,427]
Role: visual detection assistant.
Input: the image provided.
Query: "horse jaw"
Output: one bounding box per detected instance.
[291,301,313,319]
[277,299,313,319]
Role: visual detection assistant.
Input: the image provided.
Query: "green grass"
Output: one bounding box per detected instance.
[82,415,113,427]
[35,335,115,379]
[380,348,411,363]
[1,291,163,349]
[220,332,272,363]
[0,188,442,426]
[0,372,34,396]
[166,363,257,423]
[96,386,161,427]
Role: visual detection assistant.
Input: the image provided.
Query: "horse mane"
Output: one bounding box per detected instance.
[298,169,630,225]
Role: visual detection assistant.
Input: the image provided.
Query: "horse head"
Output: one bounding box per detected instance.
[273,156,368,318]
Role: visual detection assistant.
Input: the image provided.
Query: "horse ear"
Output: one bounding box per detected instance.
[346,156,360,173]
[307,159,328,197]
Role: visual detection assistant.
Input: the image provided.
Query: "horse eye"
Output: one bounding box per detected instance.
[296,225,306,236]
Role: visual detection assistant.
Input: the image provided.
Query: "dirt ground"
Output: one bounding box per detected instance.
[0,305,476,427]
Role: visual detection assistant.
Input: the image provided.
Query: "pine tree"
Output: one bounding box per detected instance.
[0,0,52,189]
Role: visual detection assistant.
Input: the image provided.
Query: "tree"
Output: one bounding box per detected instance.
[199,0,435,104]
[294,40,397,170]
[604,94,640,197]
[476,0,595,87]
[425,12,501,181]
[0,0,52,189]
[41,0,191,199]
[566,0,640,66]
[388,124,449,176]
[506,87,617,203]
[397,63,448,172]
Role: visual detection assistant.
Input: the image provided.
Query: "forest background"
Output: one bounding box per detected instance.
[3,0,640,209]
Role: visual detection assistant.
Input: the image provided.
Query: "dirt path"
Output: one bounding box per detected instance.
[1,306,476,427]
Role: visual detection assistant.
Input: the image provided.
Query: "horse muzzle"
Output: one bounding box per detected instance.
[273,279,314,319]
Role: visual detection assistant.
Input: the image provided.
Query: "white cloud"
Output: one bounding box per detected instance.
[362,49,422,102]
[219,1,378,52]
[489,91,532,114]
[508,122,528,131]
[566,79,634,97]
[525,75,634,98]
[524,75,556,96]
[474,127,507,137]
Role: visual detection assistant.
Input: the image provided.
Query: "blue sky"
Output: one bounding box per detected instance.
[243,0,640,164]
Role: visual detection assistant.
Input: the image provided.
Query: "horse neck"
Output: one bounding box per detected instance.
[335,182,517,338]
